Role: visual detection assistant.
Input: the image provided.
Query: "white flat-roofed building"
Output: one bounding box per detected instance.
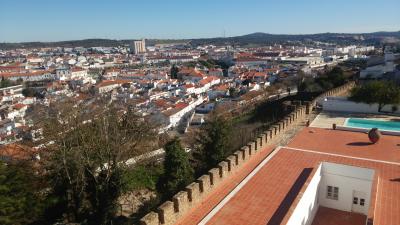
[281,56,325,67]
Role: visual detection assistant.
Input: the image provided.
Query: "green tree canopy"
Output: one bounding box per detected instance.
[326,66,346,86]
[158,138,194,199]
[349,81,400,112]
[0,77,14,88]
[43,102,154,224]
[0,161,46,225]
[22,88,36,97]
[298,66,346,92]
[170,65,179,79]
[198,115,232,170]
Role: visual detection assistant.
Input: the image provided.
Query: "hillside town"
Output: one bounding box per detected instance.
[2,0,400,224]
[2,37,400,225]
[1,39,384,148]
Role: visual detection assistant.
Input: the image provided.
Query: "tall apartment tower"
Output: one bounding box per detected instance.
[133,39,146,54]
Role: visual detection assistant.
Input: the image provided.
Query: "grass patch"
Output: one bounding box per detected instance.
[123,164,164,191]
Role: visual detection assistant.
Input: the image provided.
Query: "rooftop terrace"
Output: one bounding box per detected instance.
[175,127,400,225]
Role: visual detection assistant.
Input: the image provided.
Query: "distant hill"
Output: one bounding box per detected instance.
[188,31,400,46]
[1,31,399,50]
[0,39,129,50]
[0,39,185,50]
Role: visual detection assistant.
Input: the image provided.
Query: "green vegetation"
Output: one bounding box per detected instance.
[0,77,22,88]
[42,104,154,225]
[184,59,232,74]
[0,162,46,225]
[157,138,194,199]
[196,115,233,171]
[199,59,232,70]
[228,87,239,98]
[123,165,163,191]
[349,81,400,112]
[298,66,347,92]
[21,87,36,97]
[170,64,179,79]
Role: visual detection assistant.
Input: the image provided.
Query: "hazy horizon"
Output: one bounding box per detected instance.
[2,30,400,44]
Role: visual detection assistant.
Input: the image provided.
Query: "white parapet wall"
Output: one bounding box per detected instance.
[322,97,400,114]
[286,164,322,225]
[336,125,400,136]
[286,162,375,225]
[318,162,375,215]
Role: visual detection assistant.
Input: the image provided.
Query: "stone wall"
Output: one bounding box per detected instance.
[139,82,356,225]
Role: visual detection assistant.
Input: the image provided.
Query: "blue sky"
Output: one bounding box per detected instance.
[0,0,399,42]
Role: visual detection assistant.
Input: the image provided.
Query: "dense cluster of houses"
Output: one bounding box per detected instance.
[0,41,378,158]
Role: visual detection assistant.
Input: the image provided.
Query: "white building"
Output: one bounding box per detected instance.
[281,56,325,67]
[133,39,146,55]
[287,162,374,225]
[360,52,396,79]
[56,67,71,81]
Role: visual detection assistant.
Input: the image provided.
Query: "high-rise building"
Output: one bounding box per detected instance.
[133,39,146,54]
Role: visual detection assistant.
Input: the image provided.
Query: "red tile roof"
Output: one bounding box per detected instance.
[175,102,189,109]
[0,144,36,161]
[13,103,26,110]
[96,79,129,88]
[0,70,53,78]
[71,67,85,72]
[179,68,205,78]
[198,76,219,86]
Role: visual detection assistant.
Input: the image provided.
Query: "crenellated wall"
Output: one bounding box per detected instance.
[139,82,356,225]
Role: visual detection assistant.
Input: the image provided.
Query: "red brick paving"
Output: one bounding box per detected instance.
[311,206,366,225]
[176,127,400,225]
[175,145,276,225]
[287,127,400,163]
[204,149,400,225]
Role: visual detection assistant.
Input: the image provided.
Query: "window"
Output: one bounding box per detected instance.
[327,185,339,200]
[353,197,358,204]
[360,198,365,206]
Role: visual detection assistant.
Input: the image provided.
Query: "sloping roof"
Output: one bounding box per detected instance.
[0,144,36,161]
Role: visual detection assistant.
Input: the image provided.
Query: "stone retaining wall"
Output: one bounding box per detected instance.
[139,82,355,225]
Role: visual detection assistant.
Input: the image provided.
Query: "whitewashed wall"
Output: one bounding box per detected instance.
[322,97,400,114]
[285,162,375,225]
[318,162,374,215]
[286,165,322,225]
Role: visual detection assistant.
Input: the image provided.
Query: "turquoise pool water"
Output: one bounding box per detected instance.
[345,118,400,131]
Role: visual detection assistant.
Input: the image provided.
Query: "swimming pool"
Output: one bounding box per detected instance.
[345,118,400,132]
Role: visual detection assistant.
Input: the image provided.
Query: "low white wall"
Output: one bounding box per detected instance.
[318,162,374,215]
[286,162,375,225]
[336,125,400,136]
[322,97,400,114]
[286,165,321,225]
